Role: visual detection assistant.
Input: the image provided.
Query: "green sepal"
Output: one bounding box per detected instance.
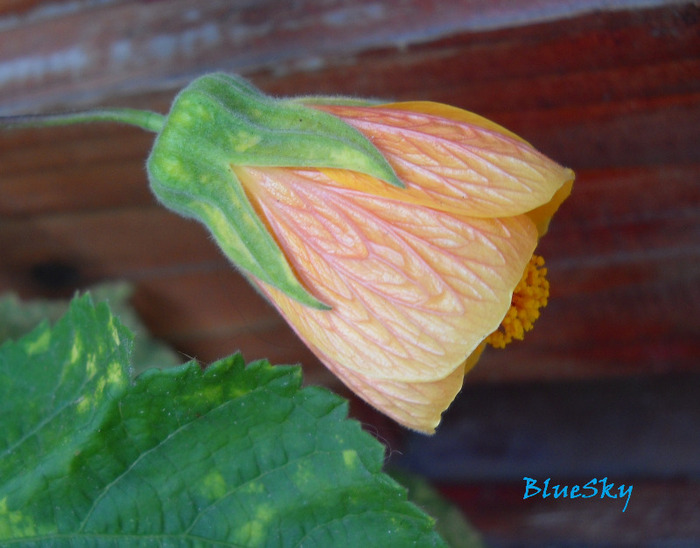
[291,95,386,107]
[147,73,402,309]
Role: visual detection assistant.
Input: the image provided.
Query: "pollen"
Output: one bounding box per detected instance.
[486,254,549,349]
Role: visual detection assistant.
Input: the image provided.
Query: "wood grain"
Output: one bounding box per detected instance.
[0,1,682,113]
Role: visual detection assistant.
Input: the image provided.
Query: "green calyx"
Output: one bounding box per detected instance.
[147,73,402,309]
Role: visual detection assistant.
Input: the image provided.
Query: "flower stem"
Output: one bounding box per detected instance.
[0,108,165,133]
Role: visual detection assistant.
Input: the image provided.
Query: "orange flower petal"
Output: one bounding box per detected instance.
[312,102,573,219]
[330,355,468,434]
[237,166,538,431]
[327,342,486,433]
[380,101,529,144]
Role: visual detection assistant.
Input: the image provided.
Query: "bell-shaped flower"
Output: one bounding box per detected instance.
[147,74,574,433]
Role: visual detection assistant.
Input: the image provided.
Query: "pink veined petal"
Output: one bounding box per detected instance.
[237,166,538,431]
[311,103,573,219]
[311,340,485,433]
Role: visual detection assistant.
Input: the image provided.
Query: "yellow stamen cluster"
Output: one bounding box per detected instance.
[486,254,549,349]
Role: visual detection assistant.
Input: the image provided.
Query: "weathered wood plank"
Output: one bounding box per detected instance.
[255,4,700,107]
[0,207,224,282]
[0,1,683,113]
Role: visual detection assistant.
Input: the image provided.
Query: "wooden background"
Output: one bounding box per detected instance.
[1,1,698,545]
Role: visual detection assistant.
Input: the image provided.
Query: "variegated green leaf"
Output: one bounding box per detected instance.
[0,294,447,547]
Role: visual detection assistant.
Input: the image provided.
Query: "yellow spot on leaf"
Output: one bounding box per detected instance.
[70,337,82,365]
[106,359,123,385]
[76,395,90,414]
[108,317,121,347]
[0,498,38,537]
[201,470,228,500]
[240,481,264,495]
[292,461,315,488]
[85,354,97,378]
[24,328,50,356]
[234,504,274,545]
[342,449,360,470]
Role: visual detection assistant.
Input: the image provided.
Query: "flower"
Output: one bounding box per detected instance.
[235,101,573,433]
[147,74,573,433]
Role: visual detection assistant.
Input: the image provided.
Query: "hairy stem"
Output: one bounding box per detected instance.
[0,108,165,133]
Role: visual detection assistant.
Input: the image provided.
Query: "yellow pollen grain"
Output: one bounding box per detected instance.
[486,254,549,349]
